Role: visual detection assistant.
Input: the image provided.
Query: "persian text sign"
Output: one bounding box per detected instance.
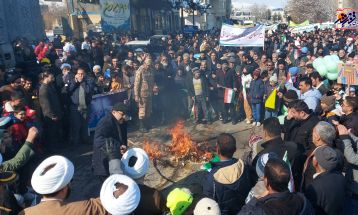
[100,0,130,32]
[88,90,128,130]
[335,8,357,29]
[337,63,358,86]
[220,24,265,47]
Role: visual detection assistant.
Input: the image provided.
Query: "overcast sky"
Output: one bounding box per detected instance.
[232,0,287,9]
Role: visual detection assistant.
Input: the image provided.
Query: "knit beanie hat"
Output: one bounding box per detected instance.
[320,95,336,110]
[314,146,339,171]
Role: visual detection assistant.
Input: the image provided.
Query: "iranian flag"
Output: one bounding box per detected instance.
[224,88,235,103]
[283,150,295,192]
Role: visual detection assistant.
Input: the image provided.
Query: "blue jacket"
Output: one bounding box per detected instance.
[202,158,251,215]
[249,78,264,104]
[92,113,127,176]
[285,83,322,111]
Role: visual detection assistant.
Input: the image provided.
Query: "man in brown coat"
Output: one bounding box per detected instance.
[19,155,108,215]
[134,58,155,133]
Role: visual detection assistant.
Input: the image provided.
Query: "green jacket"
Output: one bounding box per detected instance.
[0,142,35,172]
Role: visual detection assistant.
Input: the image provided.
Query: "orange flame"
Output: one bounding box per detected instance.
[143,140,162,160]
[169,120,203,161]
[142,120,213,162]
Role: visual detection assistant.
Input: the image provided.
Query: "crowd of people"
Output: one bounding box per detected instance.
[0,25,357,215]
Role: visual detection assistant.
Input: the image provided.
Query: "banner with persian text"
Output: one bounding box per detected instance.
[219,24,265,47]
[88,90,128,130]
[100,0,131,32]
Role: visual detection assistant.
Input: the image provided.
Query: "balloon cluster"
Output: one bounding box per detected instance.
[312,55,341,80]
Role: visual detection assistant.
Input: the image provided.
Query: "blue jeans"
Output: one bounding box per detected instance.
[265,110,278,119]
[251,103,262,123]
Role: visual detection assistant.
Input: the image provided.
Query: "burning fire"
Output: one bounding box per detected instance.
[169,120,200,160]
[143,140,162,160]
[143,120,213,162]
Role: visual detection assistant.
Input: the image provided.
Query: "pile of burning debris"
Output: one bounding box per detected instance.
[143,120,213,165]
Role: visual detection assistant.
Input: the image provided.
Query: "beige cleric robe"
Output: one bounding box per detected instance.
[18,198,108,215]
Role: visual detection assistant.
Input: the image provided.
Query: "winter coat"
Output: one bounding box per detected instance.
[66,76,95,109]
[39,83,63,119]
[0,141,35,172]
[305,171,345,215]
[316,83,329,96]
[249,78,264,104]
[188,77,208,98]
[251,137,300,187]
[92,113,127,176]
[18,198,107,215]
[134,65,155,98]
[216,69,238,99]
[285,84,322,111]
[241,73,252,100]
[340,111,358,136]
[238,191,314,215]
[202,158,251,215]
[341,133,358,196]
[283,113,320,154]
[134,184,165,215]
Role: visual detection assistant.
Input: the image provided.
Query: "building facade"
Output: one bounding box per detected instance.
[68,0,180,37]
[182,0,231,30]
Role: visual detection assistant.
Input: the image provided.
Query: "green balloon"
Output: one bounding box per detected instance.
[316,65,327,77]
[324,55,338,74]
[327,72,338,80]
[330,54,340,63]
[313,58,324,70]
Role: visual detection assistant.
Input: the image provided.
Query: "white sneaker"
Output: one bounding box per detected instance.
[252,122,257,126]
[256,122,261,127]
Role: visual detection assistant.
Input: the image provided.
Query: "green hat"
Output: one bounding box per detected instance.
[166,188,193,215]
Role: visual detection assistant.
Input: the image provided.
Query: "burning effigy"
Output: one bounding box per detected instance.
[143,120,213,164]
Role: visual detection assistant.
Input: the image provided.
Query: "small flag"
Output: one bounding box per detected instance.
[283,150,295,192]
[224,88,235,103]
[265,88,277,110]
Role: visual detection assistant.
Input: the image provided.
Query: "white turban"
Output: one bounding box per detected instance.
[121,148,149,179]
[31,155,74,195]
[100,174,141,215]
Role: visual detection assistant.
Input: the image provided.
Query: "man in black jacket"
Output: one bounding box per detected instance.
[92,103,129,179]
[252,118,299,181]
[239,158,314,215]
[216,60,238,124]
[284,100,319,154]
[202,133,251,215]
[305,146,345,215]
[38,72,63,150]
[66,67,94,146]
